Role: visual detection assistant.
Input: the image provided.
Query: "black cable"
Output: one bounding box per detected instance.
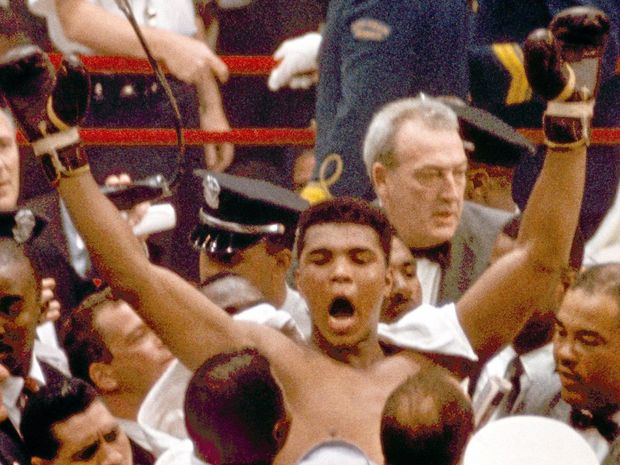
[112,0,186,189]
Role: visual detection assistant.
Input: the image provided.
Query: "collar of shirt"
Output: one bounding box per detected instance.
[2,354,45,428]
[415,259,442,305]
[118,418,153,453]
[554,399,614,462]
[517,343,555,382]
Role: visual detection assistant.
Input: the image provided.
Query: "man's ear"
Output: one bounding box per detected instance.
[272,416,291,450]
[372,162,388,200]
[466,170,490,203]
[274,247,292,270]
[294,264,304,297]
[89,362,119,393]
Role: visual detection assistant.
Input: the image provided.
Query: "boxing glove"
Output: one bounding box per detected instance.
[523,6,609,149]
[0,45,91,185]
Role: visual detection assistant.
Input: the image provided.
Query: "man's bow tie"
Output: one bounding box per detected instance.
[570,408,620,443]
[410,242,451,268]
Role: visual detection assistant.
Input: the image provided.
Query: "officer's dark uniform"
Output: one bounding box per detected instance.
[470,0,620,239]
[314,0,473,200]
[204,0,326,189]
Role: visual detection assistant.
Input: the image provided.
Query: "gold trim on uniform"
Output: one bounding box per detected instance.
[492,43,532,105]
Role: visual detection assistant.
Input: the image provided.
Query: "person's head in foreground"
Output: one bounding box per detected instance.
[462,416,598,465]
[185,347,290,465]
[381,364,473,465]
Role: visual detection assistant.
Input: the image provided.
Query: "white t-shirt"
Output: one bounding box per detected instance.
[28,0,197,54]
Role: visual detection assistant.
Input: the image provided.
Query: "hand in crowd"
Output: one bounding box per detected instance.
[268,32,322,91]
[200,108,234,172]
[104,173,151,242]
[158,31,229,86]
[39,277,61,324]
[196,76,235,172]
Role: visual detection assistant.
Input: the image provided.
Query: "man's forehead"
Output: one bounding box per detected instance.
[558,289,620,330]
[0,261,35,293]
[390,238,414,264]
[95,300,142,341]
[394,119,463,154]
[302,222,383,251]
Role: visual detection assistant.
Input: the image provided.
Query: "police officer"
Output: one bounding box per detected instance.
[191,170,312,338]
[310,0,474,201]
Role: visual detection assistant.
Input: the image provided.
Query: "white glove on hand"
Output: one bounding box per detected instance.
[268,32,322,91]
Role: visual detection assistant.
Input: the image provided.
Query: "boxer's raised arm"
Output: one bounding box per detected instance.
[0,46,291,371]
[457,6,608,361]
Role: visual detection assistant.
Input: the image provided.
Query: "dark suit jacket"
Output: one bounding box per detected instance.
[0,361,69,465]
[24,192,91,336]
[439,201,514,304]
[0,421,30,465]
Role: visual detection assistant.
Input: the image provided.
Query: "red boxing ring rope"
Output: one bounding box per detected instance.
[48,54,277,76]
[14,128,620,146]
[47,53,620,77]
[30,54,619,147]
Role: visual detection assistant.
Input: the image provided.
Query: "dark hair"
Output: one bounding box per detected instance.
[381,365,473,465]
[62,288,115,383]
[571,263,620,313]
[296,197,392,263]
[21,377,99,460]
[185,347,288,465]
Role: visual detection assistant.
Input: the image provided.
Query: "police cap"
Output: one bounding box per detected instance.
[445,101,536,167]
[191,170,308,258]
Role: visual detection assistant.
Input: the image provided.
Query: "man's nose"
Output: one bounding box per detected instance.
[331,256,352,282]
[100,443,125,465]
[555,336,577,367]
[392,272,412,298]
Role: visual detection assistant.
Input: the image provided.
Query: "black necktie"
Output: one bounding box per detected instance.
[571,408,620,443]
[500,356,524,415]
[411,242,451,269]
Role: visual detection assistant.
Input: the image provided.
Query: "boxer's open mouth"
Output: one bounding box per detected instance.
[329,297,355,318]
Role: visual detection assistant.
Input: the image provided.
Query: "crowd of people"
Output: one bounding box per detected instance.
[0,1,618,465]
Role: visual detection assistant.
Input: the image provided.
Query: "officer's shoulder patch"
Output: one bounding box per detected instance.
[350,18,391,41]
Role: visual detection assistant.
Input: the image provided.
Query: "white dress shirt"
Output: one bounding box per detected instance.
[473,343,559,423]
[415,258,442,305]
